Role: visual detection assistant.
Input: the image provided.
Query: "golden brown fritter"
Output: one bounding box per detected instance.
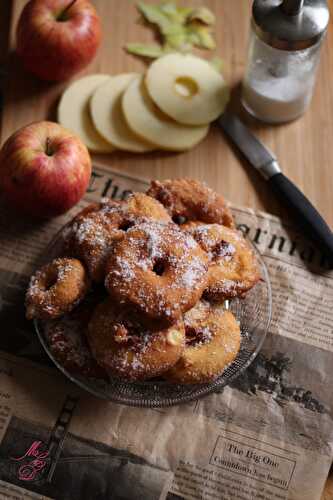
[87,299,185,381]
[165,301,241,383]
[147,178,234,228]
[182,222,261,301]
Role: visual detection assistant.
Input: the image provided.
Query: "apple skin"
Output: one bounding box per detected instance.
[0,121,92,217]
[17,0,101,82]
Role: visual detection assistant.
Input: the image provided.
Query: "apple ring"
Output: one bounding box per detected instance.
[87,299,185,381]
[44,299,107,379]
[61,201,125,283]
[62,194,171,282]
[122,76,209,151]
[183,222,261,300]
[105,221,209,325]
[124,192,172,223]
[146,178,234,228]
[90,73,156,152]
[165,301,241,384]
[58,74,114,153]
[25,258,90,320]
[145,53,229,125]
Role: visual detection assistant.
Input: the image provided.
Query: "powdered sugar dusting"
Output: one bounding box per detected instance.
[71,218,109,248]
[105,221,208,322]
[57,261,76,280]
[44,314,105,378]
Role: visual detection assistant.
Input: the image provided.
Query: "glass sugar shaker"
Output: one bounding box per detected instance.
[242,0,330,124]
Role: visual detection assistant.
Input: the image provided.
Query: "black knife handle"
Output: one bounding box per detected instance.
[268,173,333,262]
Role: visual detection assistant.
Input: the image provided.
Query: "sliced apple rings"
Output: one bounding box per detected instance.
[57,54,230,154]
[90,73,155,153]
[122,76,209,151]
[58,74,114,154]
[146,53,229,125]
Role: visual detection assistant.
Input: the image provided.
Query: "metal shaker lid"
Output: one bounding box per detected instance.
[252,0,330,50]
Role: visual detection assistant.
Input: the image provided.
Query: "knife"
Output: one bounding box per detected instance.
[218,112,333,263]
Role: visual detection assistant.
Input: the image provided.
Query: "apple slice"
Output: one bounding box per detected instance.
[90,73,155,153]
[122,76,209,151]
[145,53,229,125]
[58,75,114,154]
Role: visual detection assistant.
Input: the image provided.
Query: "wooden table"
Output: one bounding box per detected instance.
[3,0,333,226]
[1,1,333,498]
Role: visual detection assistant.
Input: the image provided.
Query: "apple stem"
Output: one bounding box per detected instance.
[57,0,78,21]
[45,138,53,156]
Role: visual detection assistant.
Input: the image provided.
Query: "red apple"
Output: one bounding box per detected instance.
[16,0,101,82]
[0,121,92,217]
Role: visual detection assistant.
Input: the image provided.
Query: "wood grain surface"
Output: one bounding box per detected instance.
[2,0,333,227]
[1,1,333,498]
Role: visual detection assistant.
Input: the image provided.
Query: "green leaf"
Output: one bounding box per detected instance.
[125,43,166,59]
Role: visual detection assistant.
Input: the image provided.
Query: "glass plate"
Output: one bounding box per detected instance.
[34,230,272,408]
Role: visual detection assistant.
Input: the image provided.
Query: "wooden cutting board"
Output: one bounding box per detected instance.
[2,0,333,228]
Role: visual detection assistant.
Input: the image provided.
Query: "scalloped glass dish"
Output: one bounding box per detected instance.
[34,232,272,408]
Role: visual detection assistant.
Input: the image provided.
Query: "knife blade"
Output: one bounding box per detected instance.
[218,111,333,263]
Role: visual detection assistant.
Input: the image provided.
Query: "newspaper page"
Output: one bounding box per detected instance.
[0,165,332,500]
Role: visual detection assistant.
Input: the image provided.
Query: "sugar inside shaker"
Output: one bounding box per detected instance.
[242,0,330,124]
